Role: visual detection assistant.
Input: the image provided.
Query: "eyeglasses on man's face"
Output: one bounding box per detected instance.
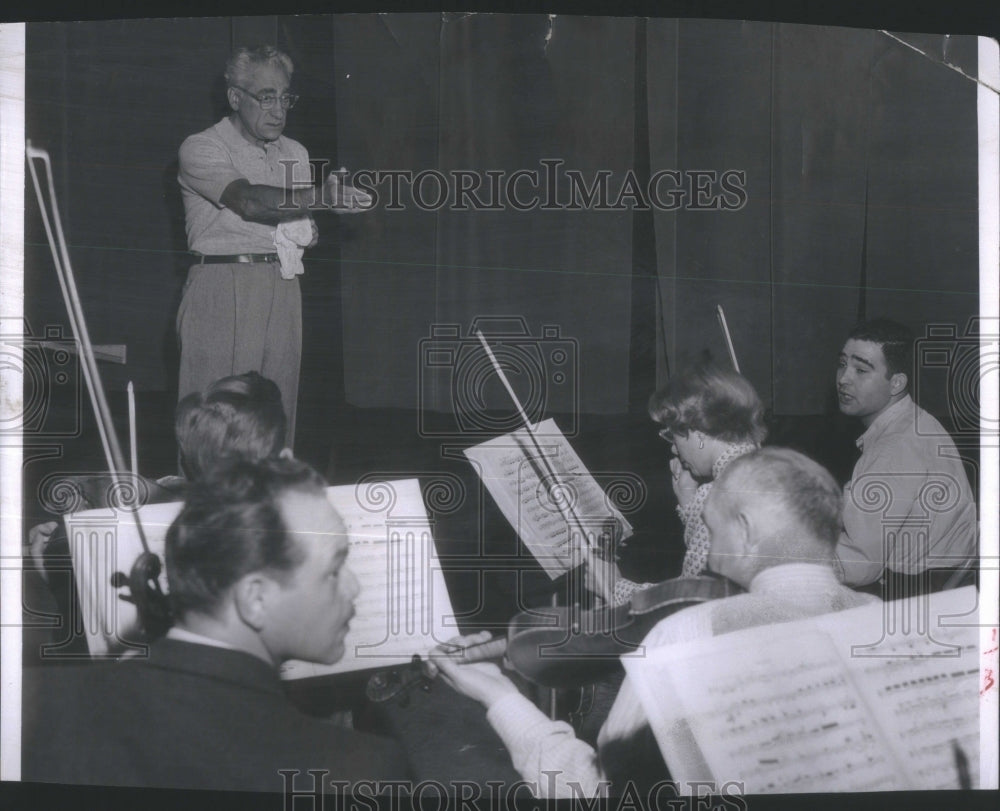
[231,85,299,111]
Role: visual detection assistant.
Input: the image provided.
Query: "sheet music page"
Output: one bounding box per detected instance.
[462,418,632,578]
[280,479,456,679]
[65,501,180,656]
[813,586,982,790]
[623,588,981,793]
[844,625,979,789]
[64,479,456,678]
[628,627,908,792]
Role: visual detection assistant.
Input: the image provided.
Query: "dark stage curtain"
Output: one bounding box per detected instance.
[335,14,635,420]
[24,16,980,423]
[648,21,979,416]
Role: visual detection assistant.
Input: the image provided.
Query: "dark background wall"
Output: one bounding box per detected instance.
[24,15,980,424]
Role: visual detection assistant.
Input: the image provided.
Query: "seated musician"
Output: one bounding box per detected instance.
[25,371,292,658]
[28,371,288,579]
[612,363,766,604]
[432,447,878,798]
[174,369,292,480]
[834,319,977,592]
[22,457,410,792]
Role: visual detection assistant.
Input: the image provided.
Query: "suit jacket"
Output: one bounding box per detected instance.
[22,638,410,793]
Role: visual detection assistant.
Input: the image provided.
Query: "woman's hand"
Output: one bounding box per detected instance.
[670,457,699,507]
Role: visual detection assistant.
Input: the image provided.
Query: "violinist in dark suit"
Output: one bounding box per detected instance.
[431,448,878,798]
[22,456,410,792]
[25,372,292,658]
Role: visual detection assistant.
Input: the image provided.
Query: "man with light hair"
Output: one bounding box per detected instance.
[433,447,878,797]
[177,45,369,447]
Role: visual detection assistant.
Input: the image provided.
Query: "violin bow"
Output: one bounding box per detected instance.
[26,142,171,636]
[474,330,616,602]
[716,304,741,373]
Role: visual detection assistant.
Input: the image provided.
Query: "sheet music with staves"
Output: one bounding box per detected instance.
[462,418,633,578]
[281,480,456,679]
[623,586,982,792]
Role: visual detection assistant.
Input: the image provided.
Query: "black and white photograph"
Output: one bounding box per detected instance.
[1,4,997,809]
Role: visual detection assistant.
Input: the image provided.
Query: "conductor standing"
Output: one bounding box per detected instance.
[177,45,369,446]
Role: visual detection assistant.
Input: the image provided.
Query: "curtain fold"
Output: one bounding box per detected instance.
[647,21,978,416]
[338,14,635,419]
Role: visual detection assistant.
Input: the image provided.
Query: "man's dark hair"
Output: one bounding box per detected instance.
[165,457,326,619]
[175,372,287,482]
[847,318,914,381]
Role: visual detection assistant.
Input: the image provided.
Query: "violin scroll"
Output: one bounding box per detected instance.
[111,552,173,640]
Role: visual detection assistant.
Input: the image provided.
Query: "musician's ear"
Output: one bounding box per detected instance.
[735,509,753,550]
[232,572,273,631]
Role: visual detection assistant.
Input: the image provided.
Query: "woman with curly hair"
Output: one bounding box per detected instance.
[613,363,767,604]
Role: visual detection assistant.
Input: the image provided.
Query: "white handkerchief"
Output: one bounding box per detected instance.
[274,217,313,280]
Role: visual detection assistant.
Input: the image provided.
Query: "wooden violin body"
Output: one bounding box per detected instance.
[505,575,740,688]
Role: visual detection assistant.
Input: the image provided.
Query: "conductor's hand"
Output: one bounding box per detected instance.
[670,458,699,508]
[324,169,373,213]
[429,631,518,709]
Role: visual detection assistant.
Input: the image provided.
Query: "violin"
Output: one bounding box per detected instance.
[366,574,739,707]
[504,574,740,689]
